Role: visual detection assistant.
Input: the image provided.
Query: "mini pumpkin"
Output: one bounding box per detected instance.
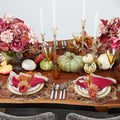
[82,54,94,64]
[40,59,53,71]
[97,53,110,70]
[84,62,96,74]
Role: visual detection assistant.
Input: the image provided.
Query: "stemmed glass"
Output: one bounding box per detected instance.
[106,49,119,69]
[72,32,81,53]
[42,44,54,62]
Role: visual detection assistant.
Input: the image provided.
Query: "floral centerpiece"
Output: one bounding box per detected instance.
[0,14,41,58]
[99,17,120,51]
[99,17,120,67]
[0,14,41,70]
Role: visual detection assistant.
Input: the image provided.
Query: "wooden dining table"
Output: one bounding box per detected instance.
[0,40,120,112]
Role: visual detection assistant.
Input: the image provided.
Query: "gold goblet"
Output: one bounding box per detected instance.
[72,32,81,54]
[106,49,119,69]
[42,44,54,62]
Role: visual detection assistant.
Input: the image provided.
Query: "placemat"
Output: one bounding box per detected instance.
[1,81,52,101]
[67,84,118,104]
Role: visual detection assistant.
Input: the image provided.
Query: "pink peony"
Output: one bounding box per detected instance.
[9,39,23,52]
[0,18,9,33]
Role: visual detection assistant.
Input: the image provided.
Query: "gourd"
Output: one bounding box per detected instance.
[58,51,83,72]
[40,59,53,71]
[84,62,96,74]
[22,59,37,71]
[82,54,94,64]
[97,53,110,70]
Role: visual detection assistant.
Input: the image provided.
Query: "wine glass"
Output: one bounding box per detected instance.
[42,44,54,61]
[72,32,81,45]
[72,32,81,53]
[106,49,119,69]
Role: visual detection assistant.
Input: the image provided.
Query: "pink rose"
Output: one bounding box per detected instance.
[9,39,23,52]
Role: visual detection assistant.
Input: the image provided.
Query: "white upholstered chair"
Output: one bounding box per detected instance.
[66,113,120,120]
[0,112,55,120]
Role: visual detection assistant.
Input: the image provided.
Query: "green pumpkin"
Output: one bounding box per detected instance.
[58,51,83,72]
[40,59,53,71]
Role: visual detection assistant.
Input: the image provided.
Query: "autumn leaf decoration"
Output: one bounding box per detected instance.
[85,75,99,100]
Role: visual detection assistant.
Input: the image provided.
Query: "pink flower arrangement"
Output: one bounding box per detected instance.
[0,14,40,53]
[99,17,120,51]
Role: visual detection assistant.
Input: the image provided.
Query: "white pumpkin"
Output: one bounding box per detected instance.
[84,62,96,74]
[22,59,37,71]
[82,54,94,64]
[97,53,110,70]
[58,51,83,72]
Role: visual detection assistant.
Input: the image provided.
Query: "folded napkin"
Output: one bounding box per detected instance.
[75,74,116,90]
[10,71,48,93]
[19,85,28,93]
[74,74,116,100]
[29,74,48,87]
[76,76,88,89]
[12,76,20,87]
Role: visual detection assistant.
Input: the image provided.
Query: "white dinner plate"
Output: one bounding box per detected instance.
[74,84,111,98]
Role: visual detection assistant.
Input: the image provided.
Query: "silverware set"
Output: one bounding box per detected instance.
[50,82,67,100]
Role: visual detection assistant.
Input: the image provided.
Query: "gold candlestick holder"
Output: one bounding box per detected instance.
[92,38,97,53]
[81,19,86,55]
[40,33,45,47]
[52,27,57,63]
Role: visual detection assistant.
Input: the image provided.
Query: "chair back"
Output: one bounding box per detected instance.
[66,113,120,120]
[0,112,55,120]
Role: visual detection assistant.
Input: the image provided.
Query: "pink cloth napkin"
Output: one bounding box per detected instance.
[76,77,88,89]
[12,76,20,87]
[29,77,46,87]
[11,73,48,93]
[19,85,28,93]
[12,76,27,93]
[76,74,116,91]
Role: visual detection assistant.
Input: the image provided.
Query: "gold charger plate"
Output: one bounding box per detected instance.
[7,82,44,95]
[74,84,111,98]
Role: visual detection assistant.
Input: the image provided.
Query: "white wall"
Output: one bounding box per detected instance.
[0,0,120,42]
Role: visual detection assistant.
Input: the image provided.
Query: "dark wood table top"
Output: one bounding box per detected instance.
[0,39,120,111]
[0,63,120,109]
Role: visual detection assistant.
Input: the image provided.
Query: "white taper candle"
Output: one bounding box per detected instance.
[82,0,86,20]
[52,0,56,29]
[94,12,98,40]
[40,8,44,33]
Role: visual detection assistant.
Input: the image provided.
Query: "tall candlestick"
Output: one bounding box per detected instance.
[40,8,44,33]
[94,12,98,40]
[82,0,86,20]
[52,0,56,29]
